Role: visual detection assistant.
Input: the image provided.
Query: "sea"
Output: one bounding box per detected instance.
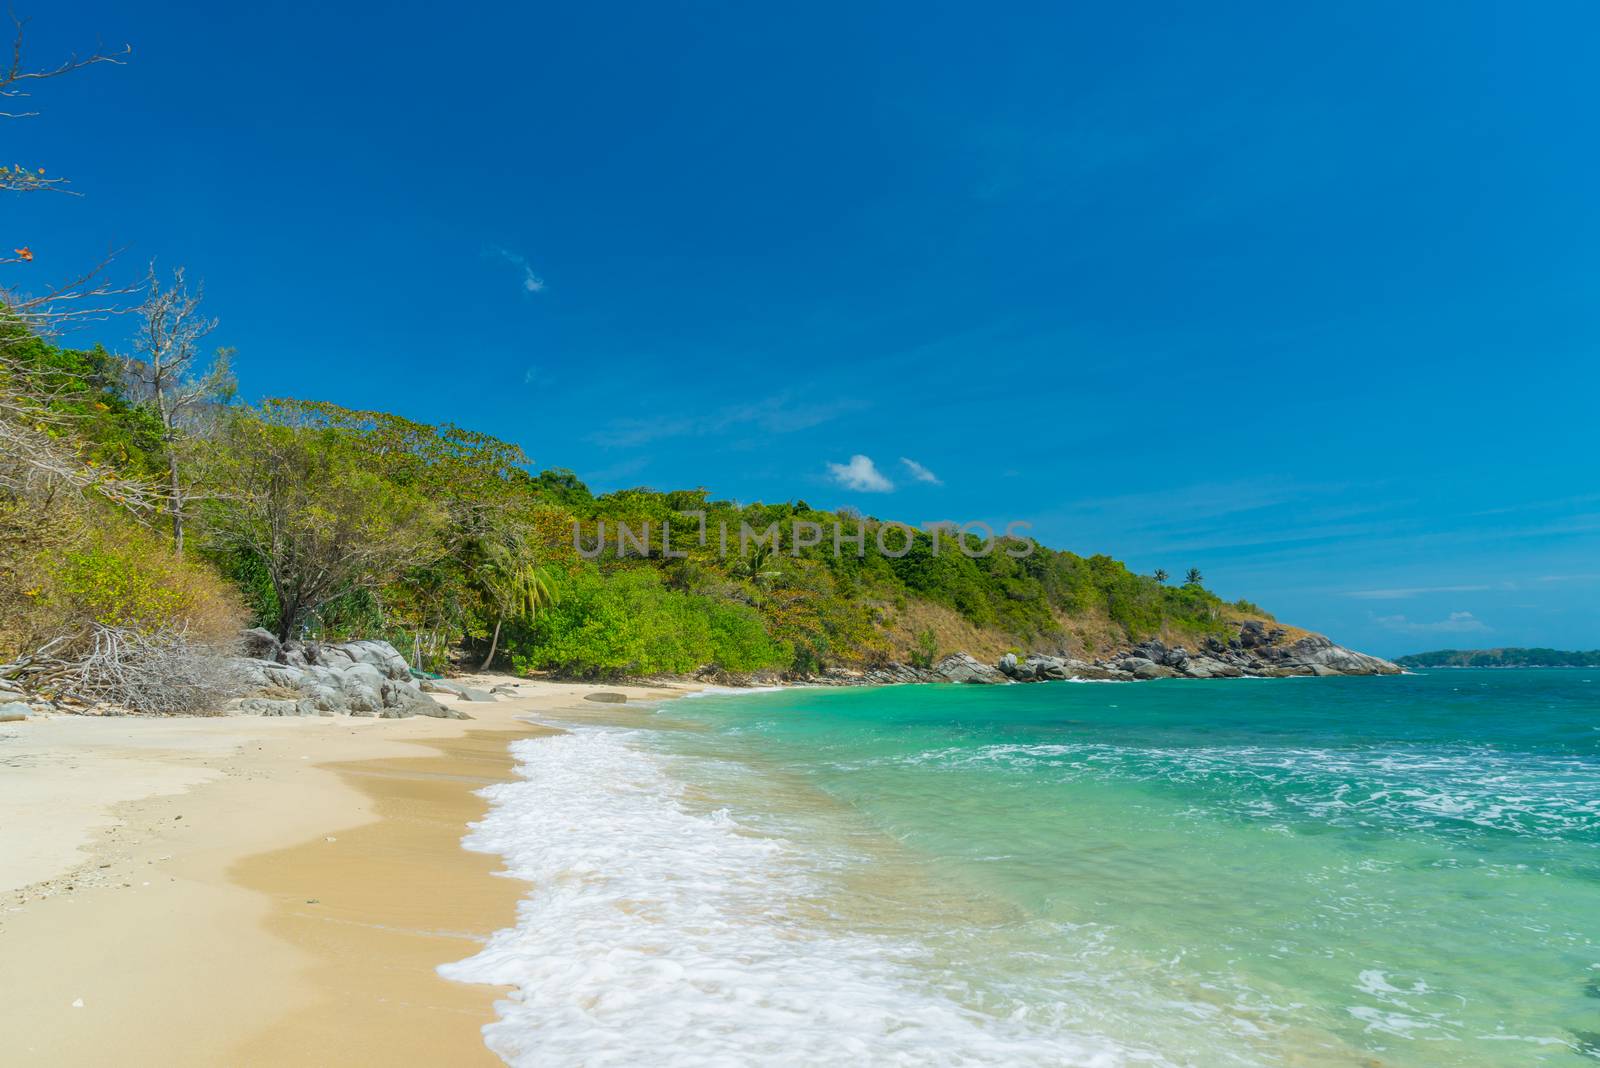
[441,669,1600,1066]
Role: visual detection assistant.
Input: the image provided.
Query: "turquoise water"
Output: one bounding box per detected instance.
[617,671,1600,1065]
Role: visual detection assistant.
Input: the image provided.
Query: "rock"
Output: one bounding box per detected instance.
[1183,657,1243,679]
[0,700,29,721]
[1276,635,1399,676]
[457,687,498,702]
[420,678,466,696]
[996,654,1077,683]
[584,692,628,703]
[225,697,318,717]
[932,652,1007,685]
[338,662,387,713]
[239,628,281,662]
[340,640,412,681]
[226,634,470,717]
[279,640,323,669]
[1129,661,1176,680]
[490,684,519,695]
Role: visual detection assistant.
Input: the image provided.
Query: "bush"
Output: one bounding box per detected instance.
[508,566,786,678]
[43,518,244,649]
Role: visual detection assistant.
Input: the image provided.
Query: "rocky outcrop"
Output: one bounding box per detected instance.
[228,637,469,719]
[996,622,1398,684]
[930,652,1008,684]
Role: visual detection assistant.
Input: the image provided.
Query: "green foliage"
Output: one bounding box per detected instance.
[509,566,786,678]
[910,627,939,669]
[39,513,242,643]
[195,407,446,640]
[1,323,1266,678]
[0,325,166,478]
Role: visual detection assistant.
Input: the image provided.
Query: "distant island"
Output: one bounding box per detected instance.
[1396,648,1600,669]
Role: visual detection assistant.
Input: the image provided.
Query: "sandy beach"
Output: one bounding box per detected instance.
[0,677,696,1066]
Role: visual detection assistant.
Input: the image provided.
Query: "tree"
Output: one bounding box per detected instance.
[1154,568,1168,584]
[122,266,235,555]
[198,411,446,641]
[470,533,557,671]
[1185,567,1203,586]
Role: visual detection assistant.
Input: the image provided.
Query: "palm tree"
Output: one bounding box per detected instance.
[472,537,558,671]
[1154,568,1168,584]
[1185,567,1203,586]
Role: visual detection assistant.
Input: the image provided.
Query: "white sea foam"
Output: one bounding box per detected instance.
[441,728,1143,1067]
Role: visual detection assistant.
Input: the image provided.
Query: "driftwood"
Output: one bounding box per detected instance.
[6,623,242,714]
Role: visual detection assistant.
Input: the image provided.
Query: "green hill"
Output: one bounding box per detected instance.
[1395,648,1600,669]
[4,331,1280,680]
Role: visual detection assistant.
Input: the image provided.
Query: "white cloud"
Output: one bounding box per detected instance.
[590,393,866,448]
[1372,611,1489,635]
[900,457,942,485]
[490,246,545,294]
[522,366,537,385]
[1345,584,1492,600]
[827,454,894,493]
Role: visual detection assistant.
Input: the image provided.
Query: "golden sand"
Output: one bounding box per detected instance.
[0,678,693,1066]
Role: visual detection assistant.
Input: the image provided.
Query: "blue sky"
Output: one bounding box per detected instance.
[12,2,1599,656]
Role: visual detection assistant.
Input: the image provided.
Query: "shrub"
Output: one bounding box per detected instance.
[43,518,244,649]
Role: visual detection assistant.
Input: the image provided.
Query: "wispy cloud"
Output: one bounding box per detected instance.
[522,366,538,385]
[900,457,942,485]
[827,454,894,493]
[489,246,545,294]
[1372,611,1489,635]
[1345,584,1493,600]
[589,393,865,448]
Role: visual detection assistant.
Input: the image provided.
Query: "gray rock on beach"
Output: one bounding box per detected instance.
[227,638,468,719]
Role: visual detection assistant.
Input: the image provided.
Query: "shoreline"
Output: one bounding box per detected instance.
[0,676,696,1065]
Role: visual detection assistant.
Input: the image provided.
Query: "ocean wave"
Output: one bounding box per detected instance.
[852,743,1600,841]
[441,728,1152,1067]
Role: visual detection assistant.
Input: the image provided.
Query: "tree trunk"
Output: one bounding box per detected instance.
[166,446,184,556]
[480,616,503,672]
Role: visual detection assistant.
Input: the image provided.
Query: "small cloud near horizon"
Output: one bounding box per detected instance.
[489,246,545,294]
[900,457,942,485]
[827,454,894,493]
[1345,584,1493,600]
[1372,610,1489,635]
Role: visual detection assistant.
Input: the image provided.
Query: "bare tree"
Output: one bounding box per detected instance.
[121,267,234,554]
[0,13,130,335]
[0,15,136,502]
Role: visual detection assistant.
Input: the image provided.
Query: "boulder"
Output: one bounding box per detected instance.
[225,697,319,717]
[421,678,467,696]
[1276,635,1400,676]
[1129,661,1176,680]
[226,635,467,717]
[457,687,498,703]
[239,628,282,662]
[932,652,1007,685]
[1183,657,1243,679]
[0,700,30,721]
